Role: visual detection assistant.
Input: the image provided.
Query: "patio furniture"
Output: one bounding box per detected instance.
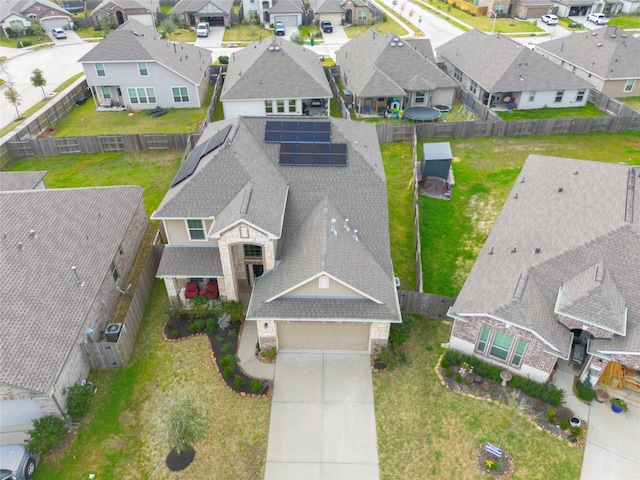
[185,282,199,299]
[207,282,219,300]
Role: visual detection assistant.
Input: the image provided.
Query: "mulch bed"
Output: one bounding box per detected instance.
[164,314,270,396]
[165,448,195,472]
[477,443,515,478]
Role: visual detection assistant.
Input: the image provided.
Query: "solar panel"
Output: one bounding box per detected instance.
[278,143,348,166]
[201,124,232,158]
[264,120,331,143]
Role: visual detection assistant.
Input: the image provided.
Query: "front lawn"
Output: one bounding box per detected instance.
[223,24,273,44]
[495,103,606,120]
[344,20,410,38]
[608,14,640,29]
[52,84,213,135]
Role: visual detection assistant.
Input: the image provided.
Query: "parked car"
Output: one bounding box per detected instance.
[275,22,285,36]
[321,20,333,33]
[196,22,209,37]
[0,444,38,480]
[541,14,558,25]
[587,12,609,24]
[51,27,67,39]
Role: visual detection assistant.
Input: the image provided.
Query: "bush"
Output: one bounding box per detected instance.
[444,369,453,378]
[221,342,233,353]
[27,416,66,454]
[261,347,277,361]
[251,379,263,393]
[215,335,224,342]
[172,329,179,338]
[218,55,229,65]
[559,419,570,430]
[63,383,93,421]
[220,354,237,367]
[442,350,459,366]
[546,408,556,423]
[223,366,233,377]
[165,322,172,329]
[218,313,231,331]
[454,374,462,383]
[206,318,217,334]
[575,380,596,402]
[223,301,243,323]
[233,375,245,388]
[570,426,582,437]
[194,318,206,331]
[389,314,415,346]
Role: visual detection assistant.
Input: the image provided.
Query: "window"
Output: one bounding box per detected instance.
[529,91,536,102]
[511,340,527,366]
[128,88,156,104]
[244,244,262,258]
[454,67,462,82]
[358,10,367,21]
[172,86,189,103]
[624,79,635,92]
[277,100,285,113]
[138,62,148,76]
[572,66,577,74]
[110,261,119,282]
[288,99,296,112]
[554,90,564,103]
[561,60,566,67]
[265,100,273,113]
[100,86,111,100]
[95,63,106,77]
[576,89,586,102]
[319,276,329,289]
[187,219,206,240]
[477,326,490,353]
[415,90,426,104]
[495,3,504,13]
[489,332,513,361]
[469,81,477,94]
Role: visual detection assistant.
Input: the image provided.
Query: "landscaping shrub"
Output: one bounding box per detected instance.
[220,354,236,368]
[215,335,224,342]
[223,301,243,323]
[63,383,94,421]
[575,380,596,402]
[165,322,172,330]
[234,375,245,388]
[206,318,217,334]
[444,369,453,378]
[442,349,459,367]
[559,419,570,430]
[261,347,277,361]
[223,366,233,377]
[221,342,232,353]
[171,329,179,338]
[570,426,582,437]
[546,408,556,423]
[454,374,462,383]
[188,322,198,333]
[250,379,262,393]
[217,55,229,64]
[218,313,231,331]
[27,416,66,454]
[229,328,237,337]
[389,313,415,346]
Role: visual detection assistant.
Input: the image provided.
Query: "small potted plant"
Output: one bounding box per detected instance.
[610,398,628,413]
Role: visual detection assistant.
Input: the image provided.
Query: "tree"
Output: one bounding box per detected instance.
[160,19,176,40]
[4,82,22,119]
[99,16,111,35]
[154,391,207,455]
[497,392,529,449]
[31,68,47,99]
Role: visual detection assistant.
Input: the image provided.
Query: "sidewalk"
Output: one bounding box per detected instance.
[238,320,275,380]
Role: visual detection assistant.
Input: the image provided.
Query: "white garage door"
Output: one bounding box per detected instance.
[277,322,370,351]
[273,14,298,27]
[41,16,71,32]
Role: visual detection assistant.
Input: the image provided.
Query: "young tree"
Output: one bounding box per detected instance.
[155,391,207,456]
[99,16,112,35]
[4,82,22,119]
[160,19,176,40]
[31,68,47,98]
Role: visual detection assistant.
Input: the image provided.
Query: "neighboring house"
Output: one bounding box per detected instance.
[619,0,639,13]
[268,0,303,27]
[91,0,155,28]
[447,155,640,391]
[313,0,374,25]
[436,30,593,110]
[0,172,147,422]
[549,0,622,16]
[152,116,401,353]
[0,0,71,36]
[336,30,458,115]
[476,0,553,19]
[220,38,332,118]
[171,0,235,27]
[78,20,212,110]
[242,0,272,24]
[535,26,640,98]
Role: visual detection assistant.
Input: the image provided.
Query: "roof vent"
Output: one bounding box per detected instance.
[274,46,281,51]
[534,247,541,254]
[390,42,396,47]
[514,192,518,199]
[17,241,24,251]
[611,34,616,38]
[397,42,404,47]
[597,43,603,47]
[268,46,275,51]
[330,218,337,235]
[29,229,37,238]
[489,246,494,255]
[558,187,563,192]
[622,33,628,38]
[592,32,598,36]
[72,265,86,287]
[574,169,579,175]
[393,37,399,42]
[511,246,517,253]
[521,177,525,183]
[343,218,350,232]
[352,229,359,242]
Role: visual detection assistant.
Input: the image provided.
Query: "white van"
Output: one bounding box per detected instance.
[196,22,209,37]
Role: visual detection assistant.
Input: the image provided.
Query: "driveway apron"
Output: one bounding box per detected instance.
[264,352,379,480]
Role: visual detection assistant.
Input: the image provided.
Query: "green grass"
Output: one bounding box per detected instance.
[74,26,109,39]
[0,34,50,48]
[496,103,606,120]
[5,150,181,215]
[374,318,584,479]
[52,84,214,135]
[620,96,640,110]
[344,20,410,38]
[381,142,416,289]
[420,132,640,296]
[223,24,273,44]
[608,14,640,29]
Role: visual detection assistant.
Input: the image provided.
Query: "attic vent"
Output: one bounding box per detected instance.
[393,37,399,42]
[597,43,603,47]
[534,247,541,254]
[268,46,275,51]
[390,42,396,47]
[397,42,404,47]
[513,272,529,300]
[595,265,605,283]
[274,46,281,51]
[558,187,563,192]
[240,185,252,215]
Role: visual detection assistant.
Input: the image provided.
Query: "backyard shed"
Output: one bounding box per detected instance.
[421,142,452,180]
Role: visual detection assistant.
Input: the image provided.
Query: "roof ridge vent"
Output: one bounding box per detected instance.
[595,264,605,283]
[624,166,635,223]
[513,272,529,299]
[240,184,253,215]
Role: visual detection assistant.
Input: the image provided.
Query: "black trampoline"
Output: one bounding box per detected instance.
[403,106,441,122]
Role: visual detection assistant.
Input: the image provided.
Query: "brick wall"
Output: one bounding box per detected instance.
[557,314,614,339]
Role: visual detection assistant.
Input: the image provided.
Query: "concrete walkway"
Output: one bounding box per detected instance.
[238,320,275,380]
[264,352,379,480]
[553,369,640,480]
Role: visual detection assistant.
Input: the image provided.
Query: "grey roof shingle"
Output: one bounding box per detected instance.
[314,0,343,13]
[437,29,593,92]
[77,20,211,85]
[0,186,144,394]
[0,0,70,21]
[156,245,224,277]
[92,0,147,12]
[154,116,400,323]
[451,156,640,356]
[220,38,332,101]
[0,171,46,191]
[336,30,457,98]
[268,0,303,13]
[170,0,233,15]
[536,26,640,80]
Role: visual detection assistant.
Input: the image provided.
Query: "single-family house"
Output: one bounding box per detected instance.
[535,26,640,98]
[436,30,593,110]
[312,0,374,25]
[170,0,236,27]
[78,20,212,110]
[91,0,155,28]
[476,0,553,19]
[242,0,272,24]
[268,0,303,27]
[336,30,457,115]
[546,0,622,17]
[220,38,332,118]
[1,0,71,36]
[152,116,401,353]
[0,172,147,424]
[447,155,640,394]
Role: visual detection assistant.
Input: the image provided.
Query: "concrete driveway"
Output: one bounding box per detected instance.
[264,352,379,480]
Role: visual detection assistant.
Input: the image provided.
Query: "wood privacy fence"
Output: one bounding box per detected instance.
[400,291,456,320]
[80,244,163,369]
[411,129,423,293]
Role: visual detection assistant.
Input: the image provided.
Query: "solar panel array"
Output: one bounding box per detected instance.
[279,143,347,166]
[264,120,331,144]
[171,125,232,187]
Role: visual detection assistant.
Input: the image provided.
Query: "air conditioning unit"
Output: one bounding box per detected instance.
[105,323,123,342]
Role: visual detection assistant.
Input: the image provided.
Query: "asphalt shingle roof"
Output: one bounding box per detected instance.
[0,184,144,394]
[268,0,303,13]
[0,171,46,191]
[77,20,211,85]
[220,38,331,101]
[437,29,592,93]
[156,245,224,277]
[92,0,147,12]
[1,0,70,21]
[336,30,457,98]
[170,0,233,14]
[536,26,640,80]
[451,156,640,356]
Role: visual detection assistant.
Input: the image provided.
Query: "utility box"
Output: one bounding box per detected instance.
[105,323,123,342]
